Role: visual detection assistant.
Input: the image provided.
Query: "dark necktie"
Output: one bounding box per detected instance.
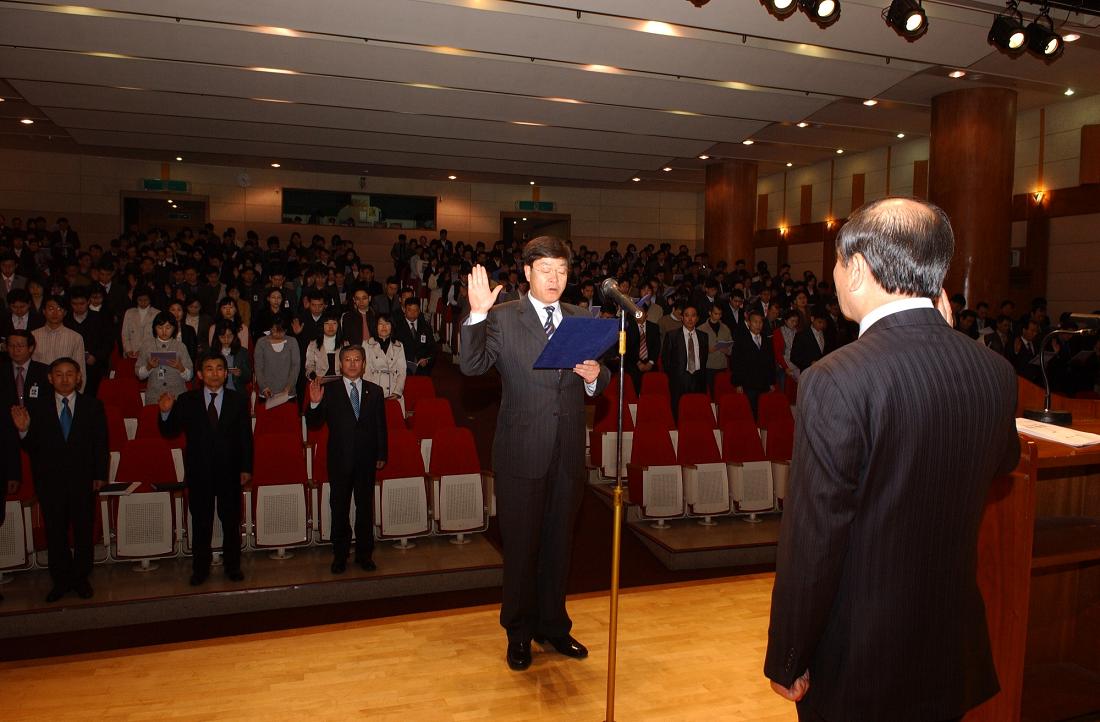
[208,392,219,427]
[350,381,361,419]
[543,306,556,339]
[15,366,24,404]
[638,324,648,361]
[60,397,73,440]
[687,333,697,373]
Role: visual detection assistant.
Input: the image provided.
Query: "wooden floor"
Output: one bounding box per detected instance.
[0,573,796,722]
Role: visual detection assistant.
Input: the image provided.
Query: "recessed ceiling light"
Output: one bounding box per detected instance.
[662,167,672,172]
[448,175,457,180]
[584,64,622,74]
[545,97,584,104]
[796,122,809,128]
[698,154,710,160]
[896,133,905,139]
[522,217,528,221]
[513,121,545,127]
[836,149,845,154]
[742,139,755,145]
[175,156,183,161]
[640,20,678,36]
[250,66,299,75]
[270,163,281,168]
[786,162,793,167]
[1065,88,1075,96]
[948,70,966,79]
[863,99,878,106]
[167,199,173,204]
[529,180,536,185]
[631,177,641,182]
[1064,33,1080,42]
[0,98,5,103]
[20,118,34,125]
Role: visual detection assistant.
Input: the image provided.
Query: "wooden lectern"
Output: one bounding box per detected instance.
[967,384,1100,722]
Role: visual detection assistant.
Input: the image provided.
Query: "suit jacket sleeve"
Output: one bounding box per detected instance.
[239,392,254,474]
[790,332,812,372]
[373,390,387,463]
[764,365,865,688]
[305,394,325,428]
[91,399,109,481]
[458,309,502,377]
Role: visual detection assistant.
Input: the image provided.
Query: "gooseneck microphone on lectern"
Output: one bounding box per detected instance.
[1022,312,1100,427]
[599,278,645,320]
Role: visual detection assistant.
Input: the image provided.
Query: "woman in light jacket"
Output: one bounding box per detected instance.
[304,309,343,380]
[365,313,406,400]
[136,311,194,404]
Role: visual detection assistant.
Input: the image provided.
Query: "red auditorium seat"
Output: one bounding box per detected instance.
[677,393,717,429]
[403,375,436,416]
[134,404,184,446]
[712,373,735,401]
[104,404,130,452]
[757,390,794,430]
[640,371,670,397]
[427,426,491,540]
[722,420,774,517]
[590,394,636,479]
[678,421,730,522]
[766,416,796,510]
[0,452,38,572]
[98,375,144,419]
[250,432,311,555]
[627,424,683,525]
[375,429,432,547]
[110,438,181,566]
[409,397,456,440]
[718,393,755,429]
[384,398,407,430]
[254,400,303,439]
[635,394,675,431]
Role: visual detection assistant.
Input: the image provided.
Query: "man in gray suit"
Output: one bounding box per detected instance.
[461,236,610,672]
[764,198,1020,721]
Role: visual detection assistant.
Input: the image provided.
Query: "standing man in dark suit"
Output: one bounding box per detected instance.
[790,308,832,372]
[392,297,437,376]
[460,236,610,672]
[661,304,707,420]
[341,288,374,347]
[764,198,1020,722]
[306,345,387,575]
[157,352,253,586]
[730,309,776,419]
[1,331,50,408]
[623,315,660,395]
[11,357,108,602]
[65,287,112,397]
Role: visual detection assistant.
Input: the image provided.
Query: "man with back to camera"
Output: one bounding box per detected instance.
[460,235,610,672]
[764,198,1021,722]
[158,352,253,586]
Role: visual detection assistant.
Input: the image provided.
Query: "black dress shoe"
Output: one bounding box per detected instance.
[331,559,347,575]
[226,569,244,582]
[74,580,94,599]
[534,634,588,659]
[190,569,210,586]
[506,639,532,671]
[45,586,67,603]
[357,558,377,572]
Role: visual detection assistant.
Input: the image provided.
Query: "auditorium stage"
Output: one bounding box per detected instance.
[0,574,798,722]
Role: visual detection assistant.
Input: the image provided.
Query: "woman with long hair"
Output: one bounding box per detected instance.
[364,313,406,400]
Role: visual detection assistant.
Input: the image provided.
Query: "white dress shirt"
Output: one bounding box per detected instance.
[681,326,702,372]
[859,297,935,337]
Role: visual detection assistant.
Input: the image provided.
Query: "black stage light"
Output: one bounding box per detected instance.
[799,0,840,26]
[989,2,1028,54]
[884,0,927,39]
[1026,10,1063,59]
[762,0,798,19]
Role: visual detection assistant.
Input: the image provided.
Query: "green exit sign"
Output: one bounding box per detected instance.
[143,179,190,192]
[515,200,555,212]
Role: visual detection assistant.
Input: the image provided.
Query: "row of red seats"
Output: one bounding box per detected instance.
[586,370,786,404]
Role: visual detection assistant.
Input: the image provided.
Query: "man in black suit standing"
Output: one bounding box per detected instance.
[790,308,832,372]
[460,236,610,672]
[306,345,387,575]
[11,357,108,602]
[730,309,776,419]
[661,304,707,420]
[158,352,253,585]
[1,331,50,408]
[624,314,661,395]
[764,198,1020,721]
[65,287,112,397]
[340,288,373,347]
[392,297,437,376]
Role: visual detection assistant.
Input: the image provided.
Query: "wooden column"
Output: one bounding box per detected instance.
[1081,125,1100,185]
[930,87,1017,306]
[705,160,757,267]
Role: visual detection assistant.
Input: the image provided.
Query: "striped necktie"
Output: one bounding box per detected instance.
[543,306,556,339]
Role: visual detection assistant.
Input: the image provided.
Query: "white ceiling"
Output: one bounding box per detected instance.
[0,0,1096,190]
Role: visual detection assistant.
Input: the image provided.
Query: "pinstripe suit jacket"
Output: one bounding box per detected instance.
[765,307,1020,722]
[459,295,611,480]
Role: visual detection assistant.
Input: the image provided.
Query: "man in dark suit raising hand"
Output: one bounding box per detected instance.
[764,198,1020,722]
[460,236,610,672]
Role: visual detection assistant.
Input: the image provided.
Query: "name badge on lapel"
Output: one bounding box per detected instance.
[419,334,427,344]
[28,383,39,399]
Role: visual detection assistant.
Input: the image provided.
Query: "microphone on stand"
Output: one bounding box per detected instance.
[1022,313,1100,427]
[599,278,645,321]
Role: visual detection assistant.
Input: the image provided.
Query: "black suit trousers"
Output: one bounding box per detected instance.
[494,435,583,642]
[329,468,375,562]
[797,703,961,722]
[188,479,242,573]
[41,485,95,587]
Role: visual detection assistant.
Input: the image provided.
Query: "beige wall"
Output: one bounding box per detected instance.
[0,148,703,270]
[1046,213,1100,320]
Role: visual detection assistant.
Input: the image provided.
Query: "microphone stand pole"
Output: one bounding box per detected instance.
[605,308,627,722]
[1023,327,1091,427]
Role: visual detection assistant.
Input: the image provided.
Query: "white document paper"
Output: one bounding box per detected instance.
[1016,417,1100,448]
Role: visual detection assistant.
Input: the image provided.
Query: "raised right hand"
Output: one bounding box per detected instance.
[158,393,174,413]
[147,356,160,369]
[308,377,324,404]
[10,405,29,433]
[467,264,502,315]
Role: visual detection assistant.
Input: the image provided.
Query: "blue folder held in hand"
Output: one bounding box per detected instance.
[533,317,619,369]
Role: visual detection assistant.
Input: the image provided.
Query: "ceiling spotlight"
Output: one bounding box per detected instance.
[883,0,927,40]
[20,118,34,125]
[529,180,536,185]
[662,167,673,172]
[799,0,840,25]
[1063,33,1079,42]
[762,0,798,19]
[270,163,281,168]
[863,99,878,106]
[175,156,183,161]
[836,148,845,154]
[1026,10,1063,59]
[897,132,906,138]
[1064,88,1075,96]
[631,177,641,182]
[948,70,966,78]
[786,162,794,167]
[742,139,755,145]
[698,154,710,160]
[796,121,809,128]
[989,2,1028,55]
[448,174,457,180]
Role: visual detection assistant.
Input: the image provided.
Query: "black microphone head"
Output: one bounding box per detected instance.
[600,277,619,293]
